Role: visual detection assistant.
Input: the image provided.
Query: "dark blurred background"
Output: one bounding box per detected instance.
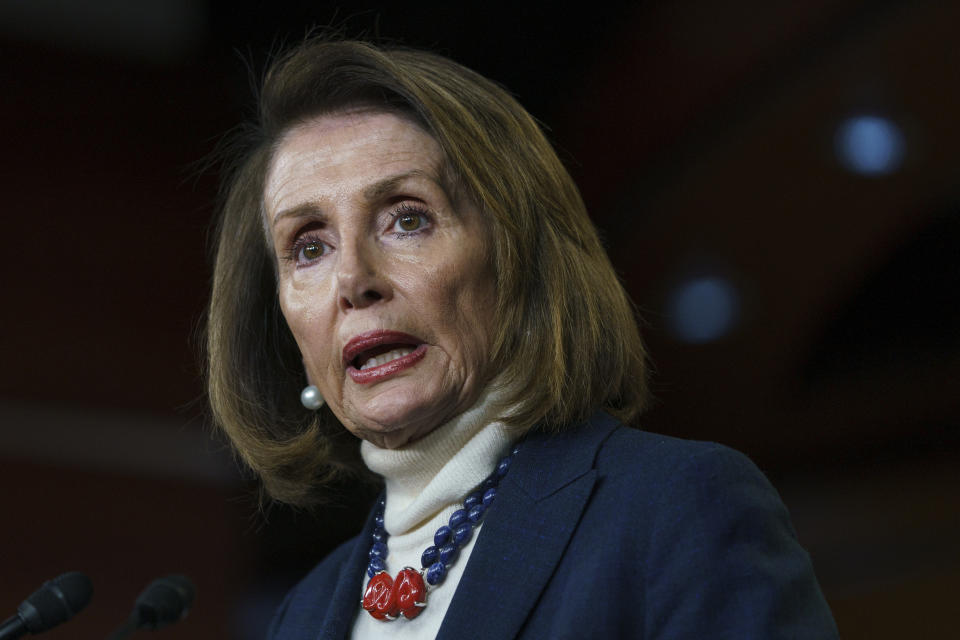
[2,1,958,638]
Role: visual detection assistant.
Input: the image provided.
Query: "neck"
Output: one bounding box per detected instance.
[360,383,513,535]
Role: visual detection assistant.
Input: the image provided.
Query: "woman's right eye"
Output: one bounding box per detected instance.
[289,237,327,265]
[301,241,324,261]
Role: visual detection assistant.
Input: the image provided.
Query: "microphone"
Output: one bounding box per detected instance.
[106,575,196,639]
[0,571,93,639]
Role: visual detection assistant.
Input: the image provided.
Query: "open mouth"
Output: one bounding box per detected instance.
[352,344,418,371]
[343,330,427,383]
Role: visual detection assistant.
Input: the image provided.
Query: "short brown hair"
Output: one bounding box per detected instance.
[207,39,648,506]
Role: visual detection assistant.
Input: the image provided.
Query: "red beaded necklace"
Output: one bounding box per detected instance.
[360,447,517,621]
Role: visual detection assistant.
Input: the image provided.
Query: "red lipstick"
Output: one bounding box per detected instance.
[343,330,427,384]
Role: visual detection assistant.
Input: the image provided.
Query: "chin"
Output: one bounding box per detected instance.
[354,417,434,449]
[346,389,450,448]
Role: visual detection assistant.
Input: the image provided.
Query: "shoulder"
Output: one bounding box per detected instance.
[543,412,775,505]
[516,411,777,517]
[267,533,363,639]
[586,420,798,559]
[597,424,776,502]
[577,417,839,638]
[598,422,755,471]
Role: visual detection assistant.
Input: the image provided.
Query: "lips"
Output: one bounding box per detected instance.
[343,330,427,384]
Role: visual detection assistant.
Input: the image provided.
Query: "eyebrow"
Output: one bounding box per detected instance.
[270,169,439,230]
[270,202,327,230]
[362,169,435,202]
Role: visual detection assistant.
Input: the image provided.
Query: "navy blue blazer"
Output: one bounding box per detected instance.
[269,412,839,639]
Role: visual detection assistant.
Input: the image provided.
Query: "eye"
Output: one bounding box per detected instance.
[395,213,424,232]
[288,236,328,266]
[301,241,324,261]
[391,206,429,234]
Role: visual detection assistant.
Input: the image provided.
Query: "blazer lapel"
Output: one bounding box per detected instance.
[319,494,381,640]
[436,413,619,640]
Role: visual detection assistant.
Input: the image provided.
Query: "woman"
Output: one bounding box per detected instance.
[207,39,839,638]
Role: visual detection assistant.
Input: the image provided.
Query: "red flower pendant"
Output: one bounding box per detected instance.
[362,568,427,621]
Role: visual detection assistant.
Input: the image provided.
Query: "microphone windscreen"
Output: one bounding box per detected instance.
[17,571,93,633]
[134,575,196,630]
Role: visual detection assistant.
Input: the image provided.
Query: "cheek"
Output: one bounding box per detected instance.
[461,284,497,359]
[441,261,497,360]
[278,287,309,340]
[278,282,335,362]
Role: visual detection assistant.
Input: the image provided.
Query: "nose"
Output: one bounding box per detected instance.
[336,239,391,311]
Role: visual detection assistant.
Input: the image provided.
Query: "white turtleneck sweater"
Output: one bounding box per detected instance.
[350,386,514,639]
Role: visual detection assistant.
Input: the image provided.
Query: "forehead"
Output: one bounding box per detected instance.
[264,110,445,215]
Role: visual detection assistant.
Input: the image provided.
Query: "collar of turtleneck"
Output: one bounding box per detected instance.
[360,383,514,537]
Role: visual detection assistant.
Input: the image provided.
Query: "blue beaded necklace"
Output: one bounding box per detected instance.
[361,443,519,621]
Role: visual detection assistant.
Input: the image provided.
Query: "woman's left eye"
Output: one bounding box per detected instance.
[392,209,428,234]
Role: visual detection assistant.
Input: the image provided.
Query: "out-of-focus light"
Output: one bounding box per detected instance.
[834,115,905,176]
[667,276,740,343]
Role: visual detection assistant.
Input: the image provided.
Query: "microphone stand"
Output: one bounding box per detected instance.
[105,614,139,640]
[0,615,27,640]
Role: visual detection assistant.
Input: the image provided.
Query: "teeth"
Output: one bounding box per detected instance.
[359,347,415,371]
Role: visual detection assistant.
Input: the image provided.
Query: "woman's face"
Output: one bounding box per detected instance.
[264,110,497,449]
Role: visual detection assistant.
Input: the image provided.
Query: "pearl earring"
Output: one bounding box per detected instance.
[300,385,324,410]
